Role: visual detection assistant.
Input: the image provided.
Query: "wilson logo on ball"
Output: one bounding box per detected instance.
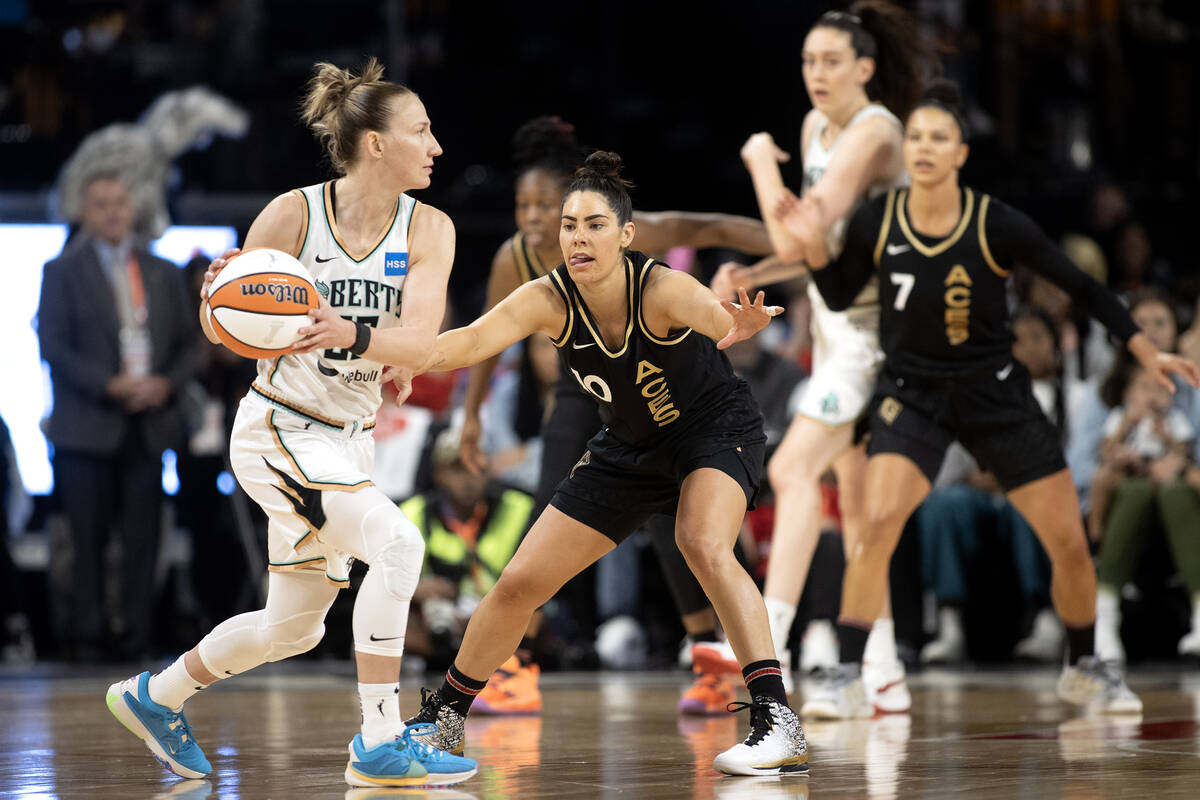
[239,282,311,306]
[206,248,319,359]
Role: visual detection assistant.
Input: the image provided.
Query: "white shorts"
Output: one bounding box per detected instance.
[795,297,884,427]
[230,393,377,586]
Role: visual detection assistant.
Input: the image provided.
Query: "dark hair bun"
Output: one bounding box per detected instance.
[578,150,634,189]
[921,79,963,111]
[511,116,578,168]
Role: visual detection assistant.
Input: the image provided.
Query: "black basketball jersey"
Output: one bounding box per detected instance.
[546,250,761,447]
[512,231,550,284]
[811,187,1137,378]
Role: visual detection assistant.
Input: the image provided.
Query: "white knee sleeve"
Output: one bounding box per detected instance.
[352,507,425,658]
[197,571,336,676]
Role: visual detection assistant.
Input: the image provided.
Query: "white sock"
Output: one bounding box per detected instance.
[764,597,797,659]
[359,682,402,749]
[865,618,898,665]
[1096,584,1121,625]
[148,655,209,712]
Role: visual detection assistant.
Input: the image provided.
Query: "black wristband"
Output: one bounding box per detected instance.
[348,321,372,356]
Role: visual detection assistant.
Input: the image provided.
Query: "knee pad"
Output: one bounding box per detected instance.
[370,511,424,603]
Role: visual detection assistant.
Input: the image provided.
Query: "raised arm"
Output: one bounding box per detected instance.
[632,210,773,257]
[742,112,900,263]
[423,277,567,373]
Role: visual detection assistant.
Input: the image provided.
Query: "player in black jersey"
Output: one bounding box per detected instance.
[778,80,1200,718]
[457,116,779,715]
[405,152,808,777]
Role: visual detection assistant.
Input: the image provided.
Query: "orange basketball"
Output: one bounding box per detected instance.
[206,248,319,359]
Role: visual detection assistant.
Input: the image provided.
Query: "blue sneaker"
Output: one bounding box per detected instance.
[345,725,477,787]
[106,671,212,778]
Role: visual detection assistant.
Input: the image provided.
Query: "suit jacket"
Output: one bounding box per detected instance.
[38,237,198,455]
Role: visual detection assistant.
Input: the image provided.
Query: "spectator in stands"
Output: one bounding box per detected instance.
[399,427,534,686]
[37,172,196,661]
[479,334,561,494]
[1068,289,1200,662]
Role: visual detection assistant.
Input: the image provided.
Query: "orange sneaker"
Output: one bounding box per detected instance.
[678,671,736,715]
[473,656,542,715]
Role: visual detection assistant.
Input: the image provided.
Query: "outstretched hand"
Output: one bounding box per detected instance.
[380,366,414,407]
[1149,352,1200,393]
[716,287,783,350]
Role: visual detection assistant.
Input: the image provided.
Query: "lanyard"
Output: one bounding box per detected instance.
[126,252,147,326]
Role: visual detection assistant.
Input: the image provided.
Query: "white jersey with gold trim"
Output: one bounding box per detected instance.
[252,181,417,428]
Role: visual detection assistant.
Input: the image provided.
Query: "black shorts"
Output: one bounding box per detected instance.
[549,428,766,544]
[864,361,1066,492]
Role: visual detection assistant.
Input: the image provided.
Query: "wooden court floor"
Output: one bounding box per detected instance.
[2,663,1198,799]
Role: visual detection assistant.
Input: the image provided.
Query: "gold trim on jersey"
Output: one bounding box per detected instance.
[265,410,375,492]
[251,383,375,432]
[266,559,352,587]
[512,232,549,284]
[548,269,575,347]
[874,189,898,267]
[977,194,1009,278]
[290,188,310,258]
[896,187,975,257]
[322,181,401,263]
[574,257,636,358]
[636,260,692,345]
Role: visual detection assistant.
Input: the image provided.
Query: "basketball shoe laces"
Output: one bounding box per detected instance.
[398,723,457,762]
[725,699,775,747]
[163,713,197,757]
[412,687,446,724]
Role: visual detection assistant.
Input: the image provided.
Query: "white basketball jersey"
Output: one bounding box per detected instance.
[252,181,417,428]
[801,104,906,324]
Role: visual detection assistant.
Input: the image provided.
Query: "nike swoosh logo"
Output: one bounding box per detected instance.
[875,678,905,694]
[572,341,596,350]
[996,363,1014,381]
[885,243,912,256]
[317,360,339,377]
[315,255,337,263]
[369,633,403,642]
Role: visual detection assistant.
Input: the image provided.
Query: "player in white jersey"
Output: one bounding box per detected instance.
[105,59,477,788]
[715,1,937,714]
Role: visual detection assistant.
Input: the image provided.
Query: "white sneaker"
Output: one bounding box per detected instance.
[1013,608,1065,662]
[798,620,838,674]
[1178,627,1200,658]
[713,697,809,776]
[862,659,911,714]
[919,607,964,664]
[1056,656,1143,714]
[800,665,872,720]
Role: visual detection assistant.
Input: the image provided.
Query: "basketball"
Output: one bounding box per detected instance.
[205,248,319,359]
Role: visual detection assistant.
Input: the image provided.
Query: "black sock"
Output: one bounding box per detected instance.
[690,629,719,644]
[742,659,788,707]
[439,664,488,716]
[1066,623,1095,664]
[837,619,872,664]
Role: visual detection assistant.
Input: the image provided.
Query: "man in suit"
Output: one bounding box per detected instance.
[38,172,197,661]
